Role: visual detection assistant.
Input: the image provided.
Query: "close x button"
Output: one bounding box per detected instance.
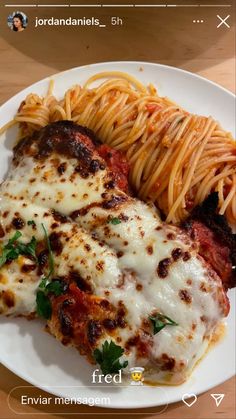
[217,15,230,28]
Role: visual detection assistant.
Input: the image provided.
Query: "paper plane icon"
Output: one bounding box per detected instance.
[211,394,225,407]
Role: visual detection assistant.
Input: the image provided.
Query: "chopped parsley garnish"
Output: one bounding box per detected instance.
[0,223,63,320]
[39,279,64,296]
[17,236,37,260]
[36,224,63,319]
[0,231,37,268]
[36,280,64,320]
[149,313,178,335]
[36,290,52,319]
[27,220,36,227]
[93,340,128,375]
[108,217,121,225]
[45,280,64,296]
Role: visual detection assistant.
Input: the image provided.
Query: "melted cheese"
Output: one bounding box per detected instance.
[0,147,229,384]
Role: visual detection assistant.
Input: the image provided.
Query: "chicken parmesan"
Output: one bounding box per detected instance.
[0,121,235,385]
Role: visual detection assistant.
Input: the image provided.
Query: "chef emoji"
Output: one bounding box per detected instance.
[129,367,144,385]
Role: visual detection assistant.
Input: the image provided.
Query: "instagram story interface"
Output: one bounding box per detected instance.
[0,1,235,418]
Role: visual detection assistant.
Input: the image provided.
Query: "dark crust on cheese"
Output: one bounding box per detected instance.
[1,290,15,308]
[179,289,192,304]
[157,258,172,278]
[0,225,5,238]
[13,121,130,198]
[14,120,100,160]
[13,122,102,181]
[70,192,129,219]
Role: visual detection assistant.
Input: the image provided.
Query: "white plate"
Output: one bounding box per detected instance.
[0,61,235,409]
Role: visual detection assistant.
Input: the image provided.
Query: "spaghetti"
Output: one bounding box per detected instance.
[1,71,235,225]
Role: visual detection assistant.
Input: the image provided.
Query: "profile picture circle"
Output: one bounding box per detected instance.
[7,11,28,32]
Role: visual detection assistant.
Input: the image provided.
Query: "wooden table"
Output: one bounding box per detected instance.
[0,1,235,418]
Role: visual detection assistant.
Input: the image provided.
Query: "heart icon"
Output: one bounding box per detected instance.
[182,393,197,407]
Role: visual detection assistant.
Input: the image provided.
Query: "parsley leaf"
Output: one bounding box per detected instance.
[45,280,64,296]
[16,236,37,260]
[149,313,178,335]
[0,231,37,268]
[0,247,17,267]
[27,220,36,227]
[36,225,64,319]
[108,217,121,225]
[39,277,48,290]
[36,280,64,320]
[93,340,128,375]
[36,290,52,320]
[39,278,64,295]
[7,231,22,246]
